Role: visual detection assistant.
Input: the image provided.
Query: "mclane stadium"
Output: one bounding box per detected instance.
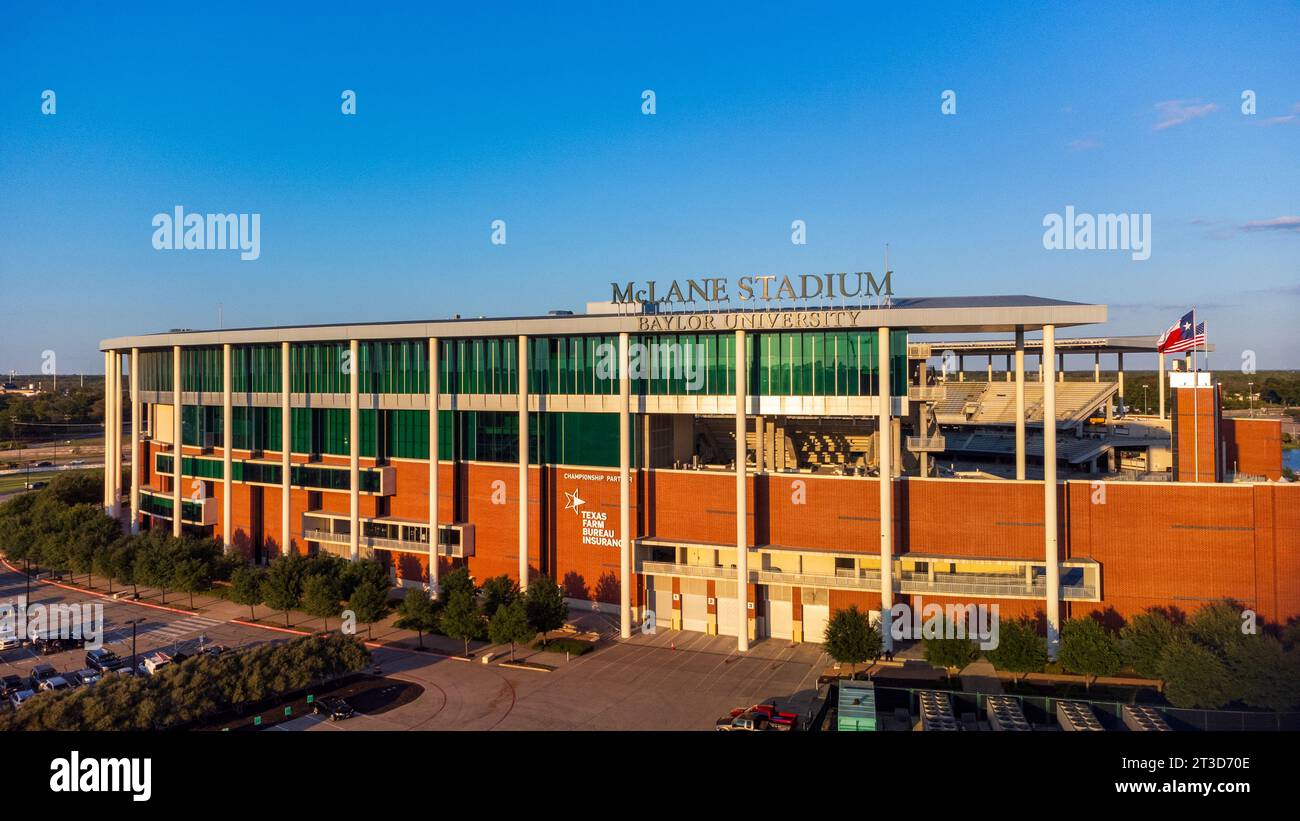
[96,274,1295,655]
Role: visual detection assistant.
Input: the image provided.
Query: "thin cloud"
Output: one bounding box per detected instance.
[1066,137,1101,151]
[1153,99,1217,131]
[1239,216,1300,233]
[1260,102,1300,126]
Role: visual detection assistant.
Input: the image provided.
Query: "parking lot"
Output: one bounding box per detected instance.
[2,566,831,730]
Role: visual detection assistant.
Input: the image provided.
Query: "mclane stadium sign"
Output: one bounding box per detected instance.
[611,271,893,307]
[610,271,895,331]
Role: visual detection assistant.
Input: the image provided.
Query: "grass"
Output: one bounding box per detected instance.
[0,469,70,494]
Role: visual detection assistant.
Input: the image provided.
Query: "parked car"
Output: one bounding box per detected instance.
[35,461,53,467]
[715,710,771,731]
[139,652,172,676]
[202,644,227,658]
[9,689,36,709]
[1,674,29,697]
[38,676,72,693]
[312,697,357,721]
[85,648,122,672]
[71,669,101,686]
[30,663,58,684]
[0,634,21,652]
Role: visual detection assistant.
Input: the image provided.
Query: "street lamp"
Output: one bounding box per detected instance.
[1143,385,1149,416]
[1248,382,1254,417]
[125,618,145,675]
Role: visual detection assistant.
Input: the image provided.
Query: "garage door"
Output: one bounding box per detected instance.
[716,580,739,637]
[681,578,708,633]
[766,585,793,640]
[646,576,673,633]
[802,588,829,644]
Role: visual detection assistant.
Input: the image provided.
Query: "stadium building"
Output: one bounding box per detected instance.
[97,284,1296,653]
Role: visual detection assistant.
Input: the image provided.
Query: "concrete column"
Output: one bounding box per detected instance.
[1005,354,1012,382]
[280,342,291,556]
[987,356,993,382]
[1015,328,1026,481]
[754,414,764,473]
[1093,352,1101,383]
[1038,354,1044,382]
[111,353,122,518]
[1158,353,1166,419]
[1117,352,1125,411]
[104,350,113,510]
[349,339,359,562]
[1042,325,1060,658]
[428,338,440,596]
[222,344,232,552]
[1058,352,1065,382]
[957,355,964,381]
[878,327,894,650]
[517,335,529,590]
[172,346,182,537]
[734,329,749,653]
[618,332,632,638]
[129,348,140,534]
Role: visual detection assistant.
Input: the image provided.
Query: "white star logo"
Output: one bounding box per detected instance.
[564,489,585,513]
[1183,321,1192,331]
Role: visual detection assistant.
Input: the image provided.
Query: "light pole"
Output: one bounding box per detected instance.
[1248,382,1254,417]
[126,617,145,675]
[1143,385,1148,416]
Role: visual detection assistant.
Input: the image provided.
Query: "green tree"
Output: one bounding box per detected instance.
[228,565,265,621]
[439,566,475,602]
[523,574,568,645]
[1159,637,1236,709]
[823,605,882,676]
[1226,636,1300,712]
[1188,601,1247,658]
[985,618,1047,681]
[346,579,389,640]
[440,588,482,657]
[171,556,212,610]
[488,597,534,662]
[482,574,518,617]
[1120,609,1182,678]
[261,555,304,627]
[301,574,343,631]
[1058,618,1123,686]
[395,587,437,649]
[923,621,978,678]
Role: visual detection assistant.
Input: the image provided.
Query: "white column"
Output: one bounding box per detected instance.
[172,346,182,537]
[878,327,894,650]
[734,329,749,652]
[1094,352,1101,383]
[517,335,529,590]
[428,338,440,597]
[1042,325,1060,658]
[1117,352,1125,410]
[1058,352,1065,382]
[618,332,632,638]
[1158,352,1166,419]
[987,356,993,382]
[112,353,122,518]
[222,344,232,553]
[129,348,140,533]
[1015,328,1026,481]
[280,342,291,556]
[349,339,359,562]
[104,350,113,510]
[958,355,964,381]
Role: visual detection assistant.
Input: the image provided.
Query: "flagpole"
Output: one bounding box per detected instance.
[1192,307,1199,481]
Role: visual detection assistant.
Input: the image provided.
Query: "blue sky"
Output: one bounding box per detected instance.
[1,1,1297,373]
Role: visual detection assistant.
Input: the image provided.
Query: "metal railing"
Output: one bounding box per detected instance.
[301,529,428,552]
[907,385,946,401]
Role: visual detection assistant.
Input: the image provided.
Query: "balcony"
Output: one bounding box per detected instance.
[906,435,947,452]
[139,489,217,526]
[302,517,474,557]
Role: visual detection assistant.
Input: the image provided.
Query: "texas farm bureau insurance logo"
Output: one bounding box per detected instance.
[563,479,620,548]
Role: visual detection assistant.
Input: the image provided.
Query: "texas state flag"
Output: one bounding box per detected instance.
[1157,310,1205,353]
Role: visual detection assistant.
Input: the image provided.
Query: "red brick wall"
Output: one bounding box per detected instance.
[549,466,633,604]
[1173,386,1220,482]
[1221,418,1283,480]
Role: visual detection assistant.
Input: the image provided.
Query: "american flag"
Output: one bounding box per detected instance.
[1158,310,1207,353]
